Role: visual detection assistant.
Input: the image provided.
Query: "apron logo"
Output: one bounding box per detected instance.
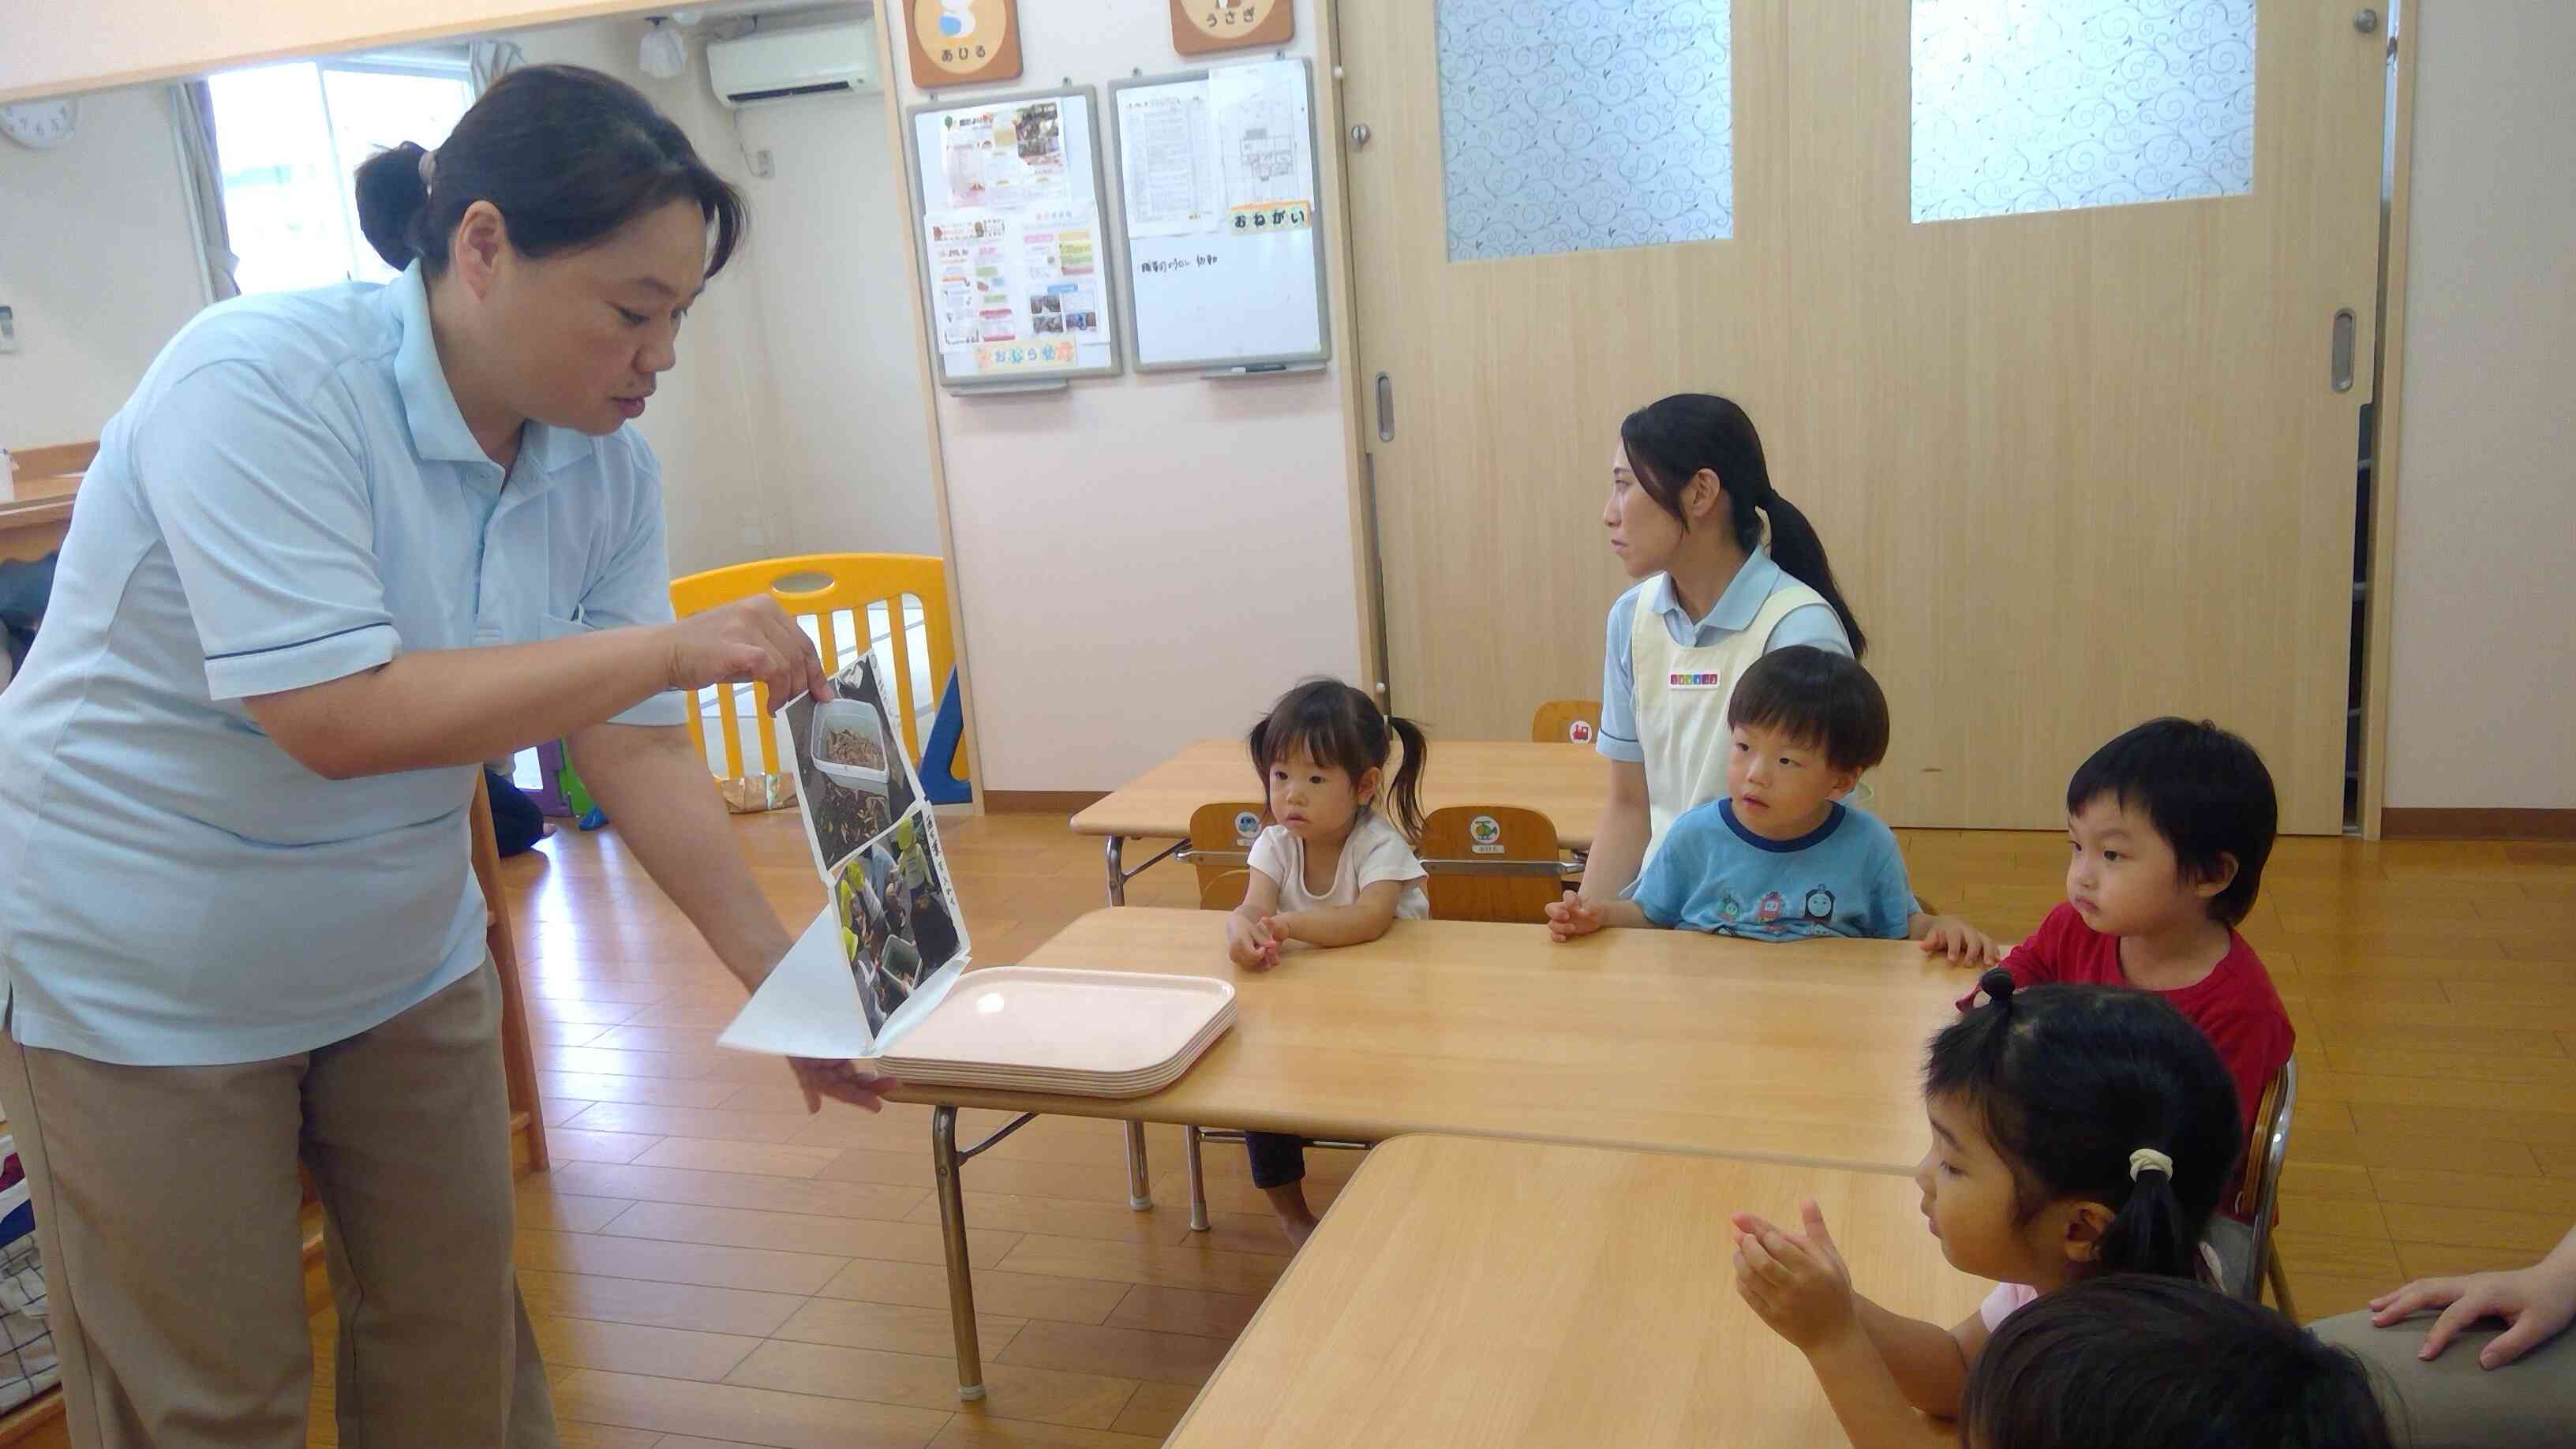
[1668,671,1727,690]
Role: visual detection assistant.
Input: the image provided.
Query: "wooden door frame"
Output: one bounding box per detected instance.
[2357,1,2420,841]
[1324,1,2419,826]
[1316,0,1389,706]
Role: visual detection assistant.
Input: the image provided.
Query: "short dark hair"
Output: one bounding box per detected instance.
[2067,718,2277,927]
[1964,1275,2397,1449]
[1726,646,1890,775]
[355,64,747,279]
[1927,972,2244,1282]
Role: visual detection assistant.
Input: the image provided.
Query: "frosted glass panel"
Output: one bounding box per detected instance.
[1911,0,2256,223]
[1439,0,1733,262]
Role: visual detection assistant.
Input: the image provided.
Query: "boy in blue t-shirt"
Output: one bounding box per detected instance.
[1548,647,1998,961]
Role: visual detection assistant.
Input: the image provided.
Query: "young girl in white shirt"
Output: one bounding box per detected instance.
[1222,679,1430,1245]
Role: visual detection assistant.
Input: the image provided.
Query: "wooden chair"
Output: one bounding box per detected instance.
[668,553,967,792]
[1530,698,1603,746]
[1183,801,1266,911]
[1418,806,1569,924]
[2234,1058,2297,1316]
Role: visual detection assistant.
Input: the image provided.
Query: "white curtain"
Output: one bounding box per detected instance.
[469,39,526,95]
[167,81,238,304]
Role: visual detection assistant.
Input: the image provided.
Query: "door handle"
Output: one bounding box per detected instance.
[1376,372,1395,441]
[2330,309,2356,393]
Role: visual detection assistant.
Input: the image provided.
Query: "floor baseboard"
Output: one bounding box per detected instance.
[987,789,1111,815]
[2380,807,2576,841]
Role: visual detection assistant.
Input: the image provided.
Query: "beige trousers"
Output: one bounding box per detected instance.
[0,960,557,1448]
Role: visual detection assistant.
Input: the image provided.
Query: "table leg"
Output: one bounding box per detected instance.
[1125,1119,1152,1211]
[931,1106,986,1402]
[1185,1125,1211,1232]
[1104,834,1127,907]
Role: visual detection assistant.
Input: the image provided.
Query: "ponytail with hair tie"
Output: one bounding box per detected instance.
[1616,393,1869,657]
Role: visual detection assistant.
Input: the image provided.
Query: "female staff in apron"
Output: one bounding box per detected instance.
[1579,394,1870,897]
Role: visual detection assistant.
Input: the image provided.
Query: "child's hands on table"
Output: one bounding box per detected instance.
[1545,890,1604,942]
[1916,915,2001,968]
[1226,912,1281,970]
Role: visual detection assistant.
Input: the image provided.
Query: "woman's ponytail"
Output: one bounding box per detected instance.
[1618,393,1868,658]
[1383,715,1429,842]
[354,140,432,271]
[2093,1146,2203,1282]
[1758,492,1867,659]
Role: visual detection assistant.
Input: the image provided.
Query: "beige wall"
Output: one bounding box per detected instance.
[2382,1,2576,810]
[888,0,1364,792]
[0,85,206,450]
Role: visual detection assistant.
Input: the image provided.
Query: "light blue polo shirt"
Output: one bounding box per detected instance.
[0,264,686,1067]
[1596,548,1852,763]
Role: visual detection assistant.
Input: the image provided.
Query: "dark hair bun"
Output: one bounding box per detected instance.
[354,140,431,270]
[1977,968,2016,1008]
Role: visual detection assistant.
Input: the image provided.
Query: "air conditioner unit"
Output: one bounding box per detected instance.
[708,22,878,107]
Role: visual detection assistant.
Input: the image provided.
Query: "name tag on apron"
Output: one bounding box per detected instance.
[1668,671,1728,691]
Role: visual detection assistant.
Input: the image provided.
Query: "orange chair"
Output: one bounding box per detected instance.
[1530,698,1603,746]
[667,553,965,790]
[1417,806,1569,924]
[1183,801,1267,912]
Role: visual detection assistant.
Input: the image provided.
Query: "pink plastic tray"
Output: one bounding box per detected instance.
[871,967,1235,1091]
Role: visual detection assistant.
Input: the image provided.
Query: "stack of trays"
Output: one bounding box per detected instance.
[870,967,1236,1096]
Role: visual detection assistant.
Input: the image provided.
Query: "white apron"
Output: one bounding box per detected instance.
[1630,577,1829,871]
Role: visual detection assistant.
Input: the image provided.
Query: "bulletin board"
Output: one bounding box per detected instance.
[906,86,1125,390]
[1108,58,1331,374]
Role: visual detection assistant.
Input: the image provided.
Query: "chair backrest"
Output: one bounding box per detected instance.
[1186,801,1267,909]
[1199,867,1254,912]
[668,553,963,786]
[1418,806,1566,923]
[2233,1057,2297,1300]
[1530,698,1603,746]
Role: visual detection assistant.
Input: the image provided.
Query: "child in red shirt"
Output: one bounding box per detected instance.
[1959,718,2292,1290]
[1961,718,2290,1129]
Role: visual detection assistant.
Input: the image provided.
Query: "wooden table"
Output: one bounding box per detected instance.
[0,476,78,565]
[1167,1135,1983,1447]
[895,908,1971,1398]
[1070,738,1607,904]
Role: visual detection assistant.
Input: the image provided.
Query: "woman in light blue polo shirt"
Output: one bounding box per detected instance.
[1578,394,1870,897]
[0,67,878,1447]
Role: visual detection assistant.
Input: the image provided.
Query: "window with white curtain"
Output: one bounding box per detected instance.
[207,55,476,295]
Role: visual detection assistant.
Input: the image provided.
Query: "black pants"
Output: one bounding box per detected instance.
[484,769,546,857]
[1245,1131,1305,1189]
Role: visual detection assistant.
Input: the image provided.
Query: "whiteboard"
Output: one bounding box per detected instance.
[905,86,1124,391]
[1109,60,1331,374]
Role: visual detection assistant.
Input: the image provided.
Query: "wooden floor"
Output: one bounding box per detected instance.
[287,809,2576,1447]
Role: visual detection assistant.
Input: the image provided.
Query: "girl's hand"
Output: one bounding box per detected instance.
[2370,1264,2576,1369]
[1546,890,1604,942]
[1730,1200,1859,1352]
[1916,915,2000,968]
[1225,913,1280,971]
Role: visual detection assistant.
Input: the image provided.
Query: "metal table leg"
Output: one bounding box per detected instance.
[1125,1119,1152,1211]
[1105,834,1128,907]
[933,1103,1039,1401]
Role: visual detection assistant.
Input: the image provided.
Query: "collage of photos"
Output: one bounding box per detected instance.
[784,656,968,1034]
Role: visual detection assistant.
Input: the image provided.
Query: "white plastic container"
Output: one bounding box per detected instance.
[811,697,892,796]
